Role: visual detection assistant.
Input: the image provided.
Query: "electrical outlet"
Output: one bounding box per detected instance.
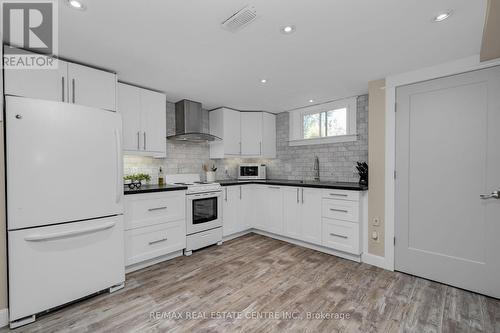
[371,231,379,241]
[373,217,380,226]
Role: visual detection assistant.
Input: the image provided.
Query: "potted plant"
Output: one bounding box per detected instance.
[123,173,151,189]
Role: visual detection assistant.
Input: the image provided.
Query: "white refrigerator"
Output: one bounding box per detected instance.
[5,96,125,327]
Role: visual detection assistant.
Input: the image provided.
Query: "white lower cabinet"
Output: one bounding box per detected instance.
[321,193,361,255]
[125,222,185,266]
[254,185,283,234]
[124,191,186,268]
[222,184,363,257]
[300,188,323,245]
[283,187,302,239]
[223,185,247,236]
[322,219,360,254]
[283,187,322,245]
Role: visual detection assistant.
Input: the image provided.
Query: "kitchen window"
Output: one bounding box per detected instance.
[289,97,357,146]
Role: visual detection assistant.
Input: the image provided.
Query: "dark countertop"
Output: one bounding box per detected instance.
[124,184,188,195]
[217,179,368,191]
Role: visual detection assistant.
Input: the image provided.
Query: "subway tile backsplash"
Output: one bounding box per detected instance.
[124,95,368,183]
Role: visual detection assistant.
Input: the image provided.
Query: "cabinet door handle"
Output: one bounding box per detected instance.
[61,76,65,102]
[259,142,262,155]
[72,78,75,103]
[296,188,299,203]
[268,186,280,189]
[143,132,147,150]
[329,193,348,197]
[149,237,168,245]
[329,208,348,213]
[225,188,227,201]
[239,186,242,199]
[137,131,140,150]
[330,233,348,239]
[239,142,241,154]
[148,206,167,211]
[301,188,304,204]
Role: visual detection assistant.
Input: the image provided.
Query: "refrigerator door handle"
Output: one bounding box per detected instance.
[114,129,122,203]
[24,221,116,242]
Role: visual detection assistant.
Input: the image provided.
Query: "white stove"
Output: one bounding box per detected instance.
[167,174,221,194]
[171,181,222,195]
[167,174,223,256]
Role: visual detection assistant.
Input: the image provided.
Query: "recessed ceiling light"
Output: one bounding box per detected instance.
[281,25,296,34]
[309,99,314,103]
[67,0,85,10]
[260,79,267,84]
[433,10,453,22]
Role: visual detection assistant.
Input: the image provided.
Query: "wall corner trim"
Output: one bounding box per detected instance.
[362,253,393,271]
[0,308,9,328]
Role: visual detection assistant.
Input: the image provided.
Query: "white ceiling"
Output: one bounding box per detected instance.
[59,0,487,113]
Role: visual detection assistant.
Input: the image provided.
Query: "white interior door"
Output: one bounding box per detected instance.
[395,66,500,298]
[6,97,123,230]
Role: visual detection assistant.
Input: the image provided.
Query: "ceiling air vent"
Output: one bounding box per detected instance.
[221,5,257,32]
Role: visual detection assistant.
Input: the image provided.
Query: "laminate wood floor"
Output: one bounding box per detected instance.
[3,233,499,333]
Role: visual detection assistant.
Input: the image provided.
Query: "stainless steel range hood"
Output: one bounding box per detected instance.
[167,99,221,142]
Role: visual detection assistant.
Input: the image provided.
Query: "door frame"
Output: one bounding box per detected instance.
[379,55,500,271]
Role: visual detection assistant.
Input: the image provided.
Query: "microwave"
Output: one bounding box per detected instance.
[238,164,266,180]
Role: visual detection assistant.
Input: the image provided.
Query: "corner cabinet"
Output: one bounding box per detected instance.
[209,108,276,159]
[117,83,166,157]
[222,184,363,260]
[4,49,117,111]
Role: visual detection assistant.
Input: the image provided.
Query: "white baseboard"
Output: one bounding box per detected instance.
[362,252,393,271]
[0,308,9,328]
[222,229,252,242]
[125,250,183,274]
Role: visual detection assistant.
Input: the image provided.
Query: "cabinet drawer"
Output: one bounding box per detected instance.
[322,199,359,222]
[322,218,360,255]
[186,227,222,251]
[322,189,359,201]
[125,221,185,266]
[124,192,185,230]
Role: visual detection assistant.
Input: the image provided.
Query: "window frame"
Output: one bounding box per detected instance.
[288,97,357,146]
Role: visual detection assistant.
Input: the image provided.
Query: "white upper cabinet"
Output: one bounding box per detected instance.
[241,112,262,156]
[209,108,241,158]
[4,58,69,103]
[117,83,166,157]
[261,112,276,158]
[209,108,276,159]
[4,49,117,111]
[67,63,117,111]
[117,83,141,151]
[141,89,167,153]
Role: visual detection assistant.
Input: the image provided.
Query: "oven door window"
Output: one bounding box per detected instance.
[192,197,218,224]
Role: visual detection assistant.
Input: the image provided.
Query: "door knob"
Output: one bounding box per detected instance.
[480,191,499,199]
